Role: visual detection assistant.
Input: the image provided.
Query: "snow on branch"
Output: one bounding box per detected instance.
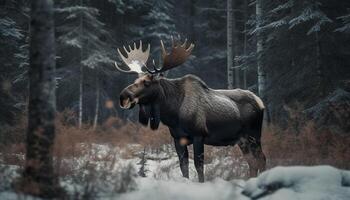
[0,17,23,40]
[335,13,350,33]
[289,5,333,34]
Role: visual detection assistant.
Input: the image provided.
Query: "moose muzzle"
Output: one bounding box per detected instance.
[120,89,138,109]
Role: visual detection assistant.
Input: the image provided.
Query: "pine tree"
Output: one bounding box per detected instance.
[142,0,176,41]
[192,0,227,88]
[0,16,24,124]
[55,0,114,126]
[137,148,149,177]
[263,0,333,97]
[141,0,176,65]
[17,0,61,197]
[335,12,350,33]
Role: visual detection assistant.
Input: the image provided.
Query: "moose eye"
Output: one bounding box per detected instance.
[143,80,151,87]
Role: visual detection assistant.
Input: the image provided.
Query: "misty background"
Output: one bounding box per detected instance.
[1,0,350,131]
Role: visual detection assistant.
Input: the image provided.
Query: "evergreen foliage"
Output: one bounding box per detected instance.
[0,0,349,126]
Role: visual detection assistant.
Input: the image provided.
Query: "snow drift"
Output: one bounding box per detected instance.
[242,165,350,200]
[121,165,350,200]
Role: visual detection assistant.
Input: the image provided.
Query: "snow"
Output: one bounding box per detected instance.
[242,166,350,200]
[0,164,20,191]
[0,17,23,39]
[1,144,349,200]
[119,166,350,200]
[120,178,246,200]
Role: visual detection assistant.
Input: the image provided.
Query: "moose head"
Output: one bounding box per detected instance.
[114,38,194,129]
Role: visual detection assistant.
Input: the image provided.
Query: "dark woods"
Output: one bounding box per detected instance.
[1,0,349,129]
[0,0,350,198]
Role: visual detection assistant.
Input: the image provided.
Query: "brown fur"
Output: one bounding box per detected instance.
[120,74,266,181]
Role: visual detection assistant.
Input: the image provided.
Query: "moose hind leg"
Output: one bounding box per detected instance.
[238,136,266,177]
[174,139,189,178]
[253,141,266,174]
[193,137,204,182]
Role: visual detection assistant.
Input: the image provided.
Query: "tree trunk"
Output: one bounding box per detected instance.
[256,0,269,122]
[78,61,83,128]
[93,73,100,130]
[17,0,61,197]
[256,0,266,98]
[232,0,240,88]
[243,0,248,89]
[256,0,265,99]
[227,0,234,89]
[78,0,84,128]
[190,0,196,41]
[315,31,325,96]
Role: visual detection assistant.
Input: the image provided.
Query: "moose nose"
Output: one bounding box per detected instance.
[119,89,134,109]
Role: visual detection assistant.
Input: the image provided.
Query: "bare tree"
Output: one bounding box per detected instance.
[315,31,325,96]
[16,0,61,197]
[256,0,266,100]
[256,0,269,123]
[227,0,240,89]
[232,1,240,89]
[243,0,248,89]
[227,0,234,89]
[93,70,100,130]
[78,0,84,128]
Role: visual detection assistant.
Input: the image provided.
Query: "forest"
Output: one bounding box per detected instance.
[0,0,349,199]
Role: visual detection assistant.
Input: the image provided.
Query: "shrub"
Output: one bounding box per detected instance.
[262,121,350,169]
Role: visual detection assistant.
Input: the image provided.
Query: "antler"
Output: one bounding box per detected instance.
[146,37,194,74]
[115,40,150,74]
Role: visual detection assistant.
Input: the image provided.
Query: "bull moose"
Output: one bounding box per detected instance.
[114,38,266,182]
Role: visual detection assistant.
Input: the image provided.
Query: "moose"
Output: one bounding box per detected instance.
[114,38,266,182]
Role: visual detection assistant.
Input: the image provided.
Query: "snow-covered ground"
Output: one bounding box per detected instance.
[242,166,350,200]
[0,143,349,200]
[120,165,350,200]
[120,177,246,200]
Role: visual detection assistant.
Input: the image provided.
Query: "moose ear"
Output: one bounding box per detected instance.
[139,104,150,126]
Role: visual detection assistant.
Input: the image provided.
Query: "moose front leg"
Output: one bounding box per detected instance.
[193,137,204,182]
[174,139,189,178]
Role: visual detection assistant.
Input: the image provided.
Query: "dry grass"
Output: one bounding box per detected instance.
[0,111,172,167]
[1,107,348,198]
[262,121,350,169]
[0,109,349,171]
[0,109,349,198]
[54,111,172,159]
